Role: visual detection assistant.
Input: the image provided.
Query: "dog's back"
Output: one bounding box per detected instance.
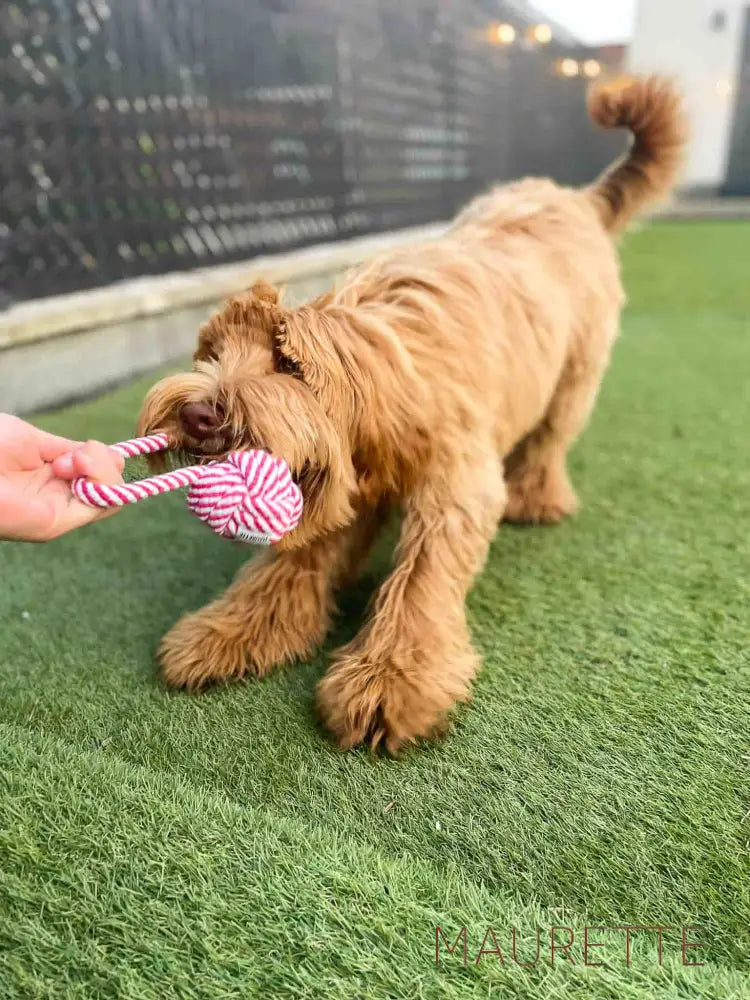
[337,76,688,457]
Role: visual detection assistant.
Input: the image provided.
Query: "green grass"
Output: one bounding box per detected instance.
[1,221,749,999]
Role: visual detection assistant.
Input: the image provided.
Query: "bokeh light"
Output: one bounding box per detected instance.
[582,59,602,79]
[493,23,516,46]
[559,58,579,78]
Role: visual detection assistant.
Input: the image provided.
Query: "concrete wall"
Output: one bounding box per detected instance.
[629,0,746,189]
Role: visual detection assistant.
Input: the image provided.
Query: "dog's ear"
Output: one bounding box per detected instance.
[271,316,304,380]
[272,308,339,395]
[248,279,280,305]
[271,314,306,381]
[273,309,361,423]
[194,318,223,362]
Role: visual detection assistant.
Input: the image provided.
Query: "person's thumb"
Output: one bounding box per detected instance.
[53,442,124,483]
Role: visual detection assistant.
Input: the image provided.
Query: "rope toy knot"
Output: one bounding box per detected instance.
[186,451,302,544]
[71,434,303,545]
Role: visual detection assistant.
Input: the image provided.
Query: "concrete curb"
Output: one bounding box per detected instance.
[656,198,750,220]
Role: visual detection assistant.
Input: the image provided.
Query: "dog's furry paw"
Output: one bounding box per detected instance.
[159,610,256,690]
[159,607,311,690]
[504,472,579,525]
[316,645,474,754]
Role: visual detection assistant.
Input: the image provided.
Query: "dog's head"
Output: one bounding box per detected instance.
[137,281,358,548]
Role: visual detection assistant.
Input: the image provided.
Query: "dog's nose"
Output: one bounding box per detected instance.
[180,402,222,440]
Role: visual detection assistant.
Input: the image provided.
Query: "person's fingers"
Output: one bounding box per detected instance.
[36,430,81,463]
[5,482,122,541]
[52,442,124,482]
[0,436,125,541]
[71,449,94,478]
[71,441,124,482]
[50,452,76,478]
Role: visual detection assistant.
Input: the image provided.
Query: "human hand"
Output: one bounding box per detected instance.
[0,414,124,541]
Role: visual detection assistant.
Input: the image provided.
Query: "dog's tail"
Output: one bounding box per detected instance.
[587,75,688,233]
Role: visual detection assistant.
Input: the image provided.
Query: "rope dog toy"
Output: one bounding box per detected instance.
[72,433,303,545]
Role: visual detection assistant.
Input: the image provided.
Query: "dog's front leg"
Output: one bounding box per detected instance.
[160,537,343,690]
[317,456,506,752]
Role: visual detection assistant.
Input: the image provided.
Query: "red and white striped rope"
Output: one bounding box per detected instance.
[73,434,197,508]
[111,432,171,460]
[71,433,303,545]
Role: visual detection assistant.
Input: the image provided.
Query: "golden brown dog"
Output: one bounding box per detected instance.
[139,76,687,752]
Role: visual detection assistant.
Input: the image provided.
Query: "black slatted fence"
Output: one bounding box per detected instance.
[0,0,623,305]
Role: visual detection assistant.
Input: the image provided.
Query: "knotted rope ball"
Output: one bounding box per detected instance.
[72,433,303,545]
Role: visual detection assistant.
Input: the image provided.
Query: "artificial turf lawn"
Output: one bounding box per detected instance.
[1,221,749,999]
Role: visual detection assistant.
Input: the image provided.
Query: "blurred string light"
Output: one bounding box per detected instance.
[556,58,604,80]
[489,22,516,45]
[531,24,552,44]
[582,59,602,78]
[486,22,552,48]
[484,19,604,81]
[558,58,579,78]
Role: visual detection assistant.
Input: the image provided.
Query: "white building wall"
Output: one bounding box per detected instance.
[629,0,746,188]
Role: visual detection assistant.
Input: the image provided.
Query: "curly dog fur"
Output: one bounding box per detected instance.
[138,76,687,752]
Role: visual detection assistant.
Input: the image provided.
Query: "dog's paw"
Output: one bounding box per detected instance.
[159,598,325,690]
[159,610,253,690]
[504,473,579,525]
[316,645,474,754]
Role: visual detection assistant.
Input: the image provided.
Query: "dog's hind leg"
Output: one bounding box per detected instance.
[316,449,506,753]
[503,331,615,525]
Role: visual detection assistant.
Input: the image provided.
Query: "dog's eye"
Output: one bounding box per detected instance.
[273,344,303,379]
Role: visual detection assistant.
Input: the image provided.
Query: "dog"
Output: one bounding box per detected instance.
[138,76,687,752]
